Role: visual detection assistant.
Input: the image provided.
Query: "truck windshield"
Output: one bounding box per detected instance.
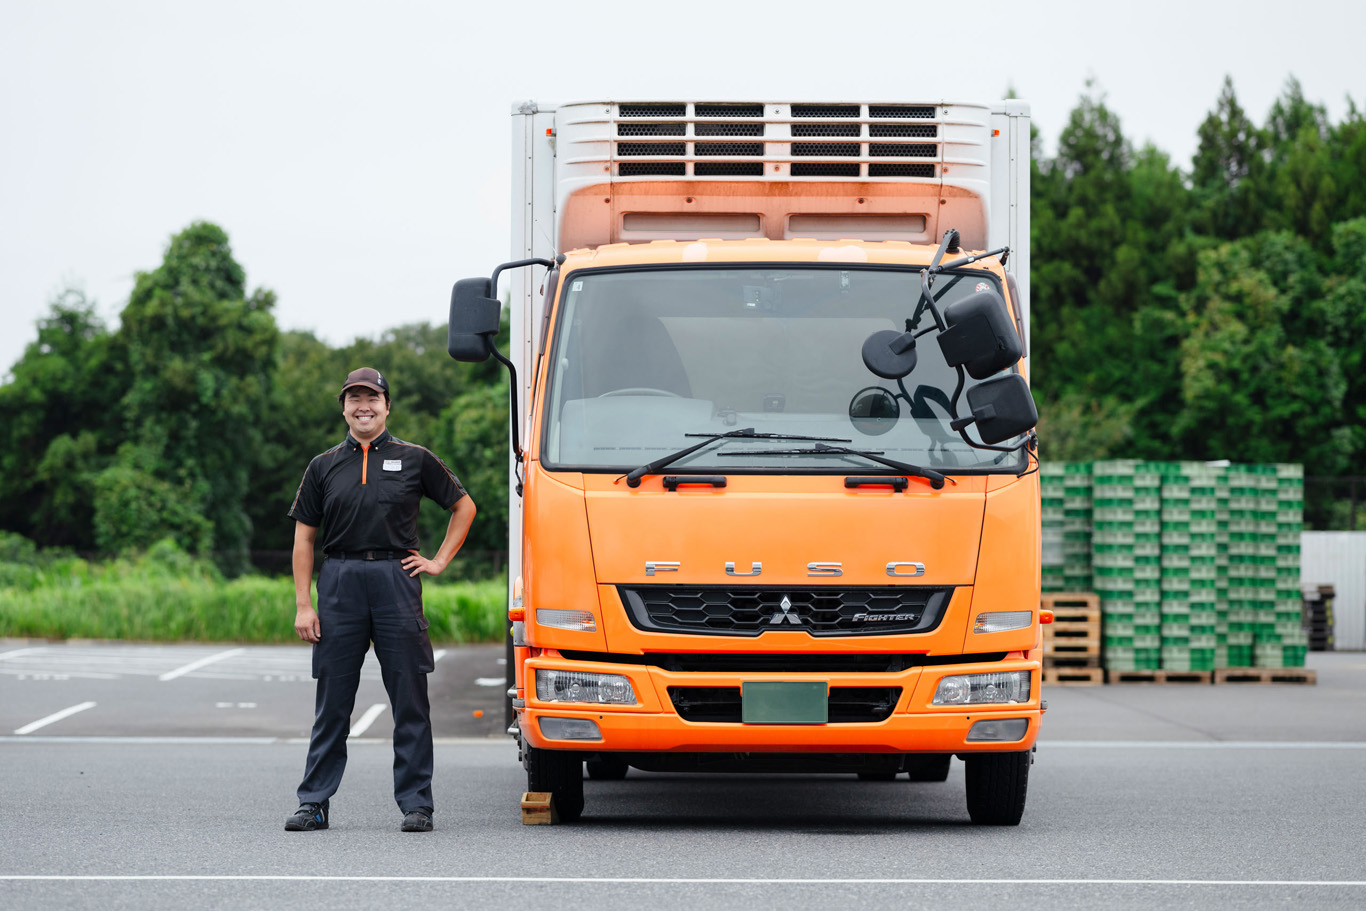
[541,266,1025,475]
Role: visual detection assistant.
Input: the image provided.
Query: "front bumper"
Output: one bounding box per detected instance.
[518,654,1041,754]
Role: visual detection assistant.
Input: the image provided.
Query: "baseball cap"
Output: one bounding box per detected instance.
[339,367,390,400]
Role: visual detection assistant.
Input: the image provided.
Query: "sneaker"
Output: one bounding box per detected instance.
[285,803,329,831]
[401,809,434,832]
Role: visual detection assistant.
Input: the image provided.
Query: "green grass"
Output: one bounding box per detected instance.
[0,542,507,643]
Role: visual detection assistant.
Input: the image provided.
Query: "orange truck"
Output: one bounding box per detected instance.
[448,100,1043,825]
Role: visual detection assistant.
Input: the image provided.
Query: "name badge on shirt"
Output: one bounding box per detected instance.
[383,460,402,471]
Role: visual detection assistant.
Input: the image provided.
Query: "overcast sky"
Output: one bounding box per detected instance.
[2,0,1362,378]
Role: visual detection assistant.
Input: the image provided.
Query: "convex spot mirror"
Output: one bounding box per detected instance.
[964,374,1038,444]
[448,277,501,363]
[848,386,900,436]
[861,328,918,380]
[936,289,1022,380]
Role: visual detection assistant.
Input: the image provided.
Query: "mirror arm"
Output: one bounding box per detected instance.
[490,258,555,298]
[938,245,1010,271]
[483,256,554,498]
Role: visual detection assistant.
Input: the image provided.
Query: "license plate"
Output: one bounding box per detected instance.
[741,681,828,724]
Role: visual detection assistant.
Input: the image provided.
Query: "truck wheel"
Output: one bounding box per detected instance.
[586,755,630,780]
[964,750,1030,825]
[857,771,898,781]
[525,745,585,822]
[904,754,952,782]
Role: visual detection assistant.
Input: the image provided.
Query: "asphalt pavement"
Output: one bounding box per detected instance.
[2,641,1364,911]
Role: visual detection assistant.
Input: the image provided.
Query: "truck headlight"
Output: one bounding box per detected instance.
[932,670,1031,706]
[973,611,1033,633]
[537,609,597,631]
[535,669,637,705]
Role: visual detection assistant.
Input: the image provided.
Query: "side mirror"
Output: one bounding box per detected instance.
[448,277,501,362]
[936,289,1022,379]
[952,374,1037,444]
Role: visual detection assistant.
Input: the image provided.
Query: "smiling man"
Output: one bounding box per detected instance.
[285,367,476,833]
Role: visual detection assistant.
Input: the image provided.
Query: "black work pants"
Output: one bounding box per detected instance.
[296,557,436,813]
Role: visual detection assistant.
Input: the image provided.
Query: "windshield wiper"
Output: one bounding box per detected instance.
[621,428,852,488]
[721,442,949,489]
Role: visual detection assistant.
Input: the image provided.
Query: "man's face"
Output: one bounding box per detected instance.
[342,387,390,440]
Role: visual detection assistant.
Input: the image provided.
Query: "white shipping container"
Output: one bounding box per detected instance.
[1300,532,1366,650]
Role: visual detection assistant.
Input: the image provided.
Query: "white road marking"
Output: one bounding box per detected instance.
[0,736,510,745]
[474,677,506,687]
[0,736,280,744]
[157,648,246,681]
[0,647,46,661]
[14,701,97,735]
[348,703,387,738]
[433,649,447,662]
[0,875,1362,886]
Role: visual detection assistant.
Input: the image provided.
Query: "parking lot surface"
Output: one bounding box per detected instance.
[2,642,1364,910]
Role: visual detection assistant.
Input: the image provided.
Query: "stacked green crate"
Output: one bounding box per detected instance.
[1133,464,1164,670]
[1040,462,1067,593]
[1215,466,1248,666]
[1092,460,1139,671]
[1161,463,1217,671]
[1265,465,1307,668]
[1187,465,1228,668]
[1062,463,1093,592]
[1227,465,1263,667]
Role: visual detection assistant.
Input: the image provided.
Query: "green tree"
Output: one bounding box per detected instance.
[0,288,126,549]
[1173,232,1349,471]
[99,222,278,572]
[1191,76,1265,239]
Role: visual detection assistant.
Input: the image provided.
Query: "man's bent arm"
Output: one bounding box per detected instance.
[293,521,321,642]
[404,496,477,578]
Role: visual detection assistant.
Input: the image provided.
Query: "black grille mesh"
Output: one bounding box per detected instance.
[869,104,935,118]
[668,686,902,723]
[694,162,765,176]
[792,104,859,118]
[618,142,685,156]
[791,162,861,177]
[620,103,685,117]
[869,163,935,177]
[695,103,765,117]
[870,123,937,138]
[618,122,686,137]
[792,142,860,157]
[695,122,765,137]
[620,586,951,637]
[619,162,686,176]
[696,141,763,156]
[870,142,936,158]
[792,123,860,138]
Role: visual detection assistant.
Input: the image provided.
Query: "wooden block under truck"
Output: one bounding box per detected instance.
[447,100,1044,825]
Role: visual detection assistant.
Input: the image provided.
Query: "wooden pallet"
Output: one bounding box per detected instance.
[1042,592,1101,614]
[1042,592,1101,668]
[1043,667,1104,686]
[1213,667,1318,685]
[1105,669,1212,685]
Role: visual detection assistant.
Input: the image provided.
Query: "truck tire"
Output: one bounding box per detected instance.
[586,755,630,780]
[964,749,1029,825]
[904,754,952,782]
[525,745,586,821]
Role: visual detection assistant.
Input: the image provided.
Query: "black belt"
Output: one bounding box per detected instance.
[328,550,405,561]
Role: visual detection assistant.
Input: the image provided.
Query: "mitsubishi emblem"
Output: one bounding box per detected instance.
[770,595,802,626]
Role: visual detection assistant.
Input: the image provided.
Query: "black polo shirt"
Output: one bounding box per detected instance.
[288,429,467,554]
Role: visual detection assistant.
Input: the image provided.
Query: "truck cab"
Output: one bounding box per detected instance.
[449,100,1042,825]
